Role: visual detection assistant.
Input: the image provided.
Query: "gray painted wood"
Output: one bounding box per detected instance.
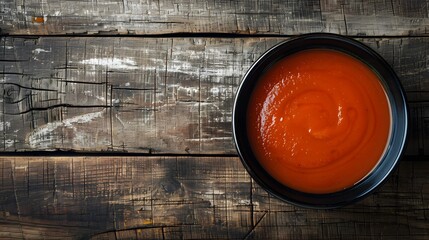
[1,0,428,36]
[0,37,427,155]
[0,156,427,239]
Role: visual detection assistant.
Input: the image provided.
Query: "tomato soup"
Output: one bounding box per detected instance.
[247,49,391,194]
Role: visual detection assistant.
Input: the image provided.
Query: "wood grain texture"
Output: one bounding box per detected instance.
[1,1,428,239]
[0,156,427,239]
[1,0,428,36]
[1,36,428,155]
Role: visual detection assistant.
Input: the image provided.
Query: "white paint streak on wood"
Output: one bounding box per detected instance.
[4,139,14,148]
[32,48,51,54]
[63,111,104,126]
[205,189,225,195]
[27,110,105,148]
[80,57,139,70]
[0,122,11,132]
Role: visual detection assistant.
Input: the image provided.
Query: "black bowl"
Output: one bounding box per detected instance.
[232,33,408,208]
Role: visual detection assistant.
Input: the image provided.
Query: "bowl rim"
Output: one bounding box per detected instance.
[232,33,409,209]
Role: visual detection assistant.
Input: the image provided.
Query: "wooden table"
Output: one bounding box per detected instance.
[0,0,428,239]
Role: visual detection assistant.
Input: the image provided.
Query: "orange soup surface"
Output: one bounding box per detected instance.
[247,49,391,194]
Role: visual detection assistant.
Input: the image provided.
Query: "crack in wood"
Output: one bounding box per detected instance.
[243,212,267,240]
[10,160,25,239]
[3,104,111,115]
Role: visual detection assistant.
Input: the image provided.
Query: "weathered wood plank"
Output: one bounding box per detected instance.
[0,156,427,239]
[1,37,428,155]
[1,0,428,36]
